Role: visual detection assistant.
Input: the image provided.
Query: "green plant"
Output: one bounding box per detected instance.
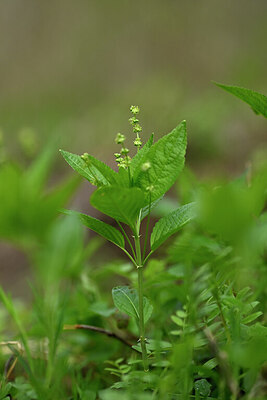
[60,106,195,371]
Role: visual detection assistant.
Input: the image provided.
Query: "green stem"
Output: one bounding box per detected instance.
[142,192,151,263]
[134,216,149,372]
[116,220,136,261]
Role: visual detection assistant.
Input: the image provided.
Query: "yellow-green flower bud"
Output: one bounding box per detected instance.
[130,105,140,115]
[134,137,142,147]
[146,185,154,192]
[133,124,142,133]
[81,152,89,161]
[121,147,129,155]
[129,117,139,125]
[141,162,151,171]
[115,133,125,144]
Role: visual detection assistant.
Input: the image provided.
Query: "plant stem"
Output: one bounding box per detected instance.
[116,220,136,261]
[64,324,137,352]
[134,215,149,372]
[137,267,149,371]
[142,192,151,263]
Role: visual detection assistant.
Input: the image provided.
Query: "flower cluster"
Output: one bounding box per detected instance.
[129,105,142,149]
[114,133,131,169]
[114,105,143,169]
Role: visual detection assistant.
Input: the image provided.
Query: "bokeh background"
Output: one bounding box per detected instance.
[0,0,267,295]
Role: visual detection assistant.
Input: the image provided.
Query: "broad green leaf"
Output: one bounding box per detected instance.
[151,202,196,251]
[62,209,124,248]
[60,149,118,186]
[112,286,153,323]
[135,121,187,203]
[90,186,145,228]
[214,82,267,118]
[116,167,131,188]
[131,133,154,173]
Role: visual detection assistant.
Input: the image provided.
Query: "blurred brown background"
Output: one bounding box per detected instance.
[0,0,266,172]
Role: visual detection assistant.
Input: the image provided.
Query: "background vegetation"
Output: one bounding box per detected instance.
[0,1,266,399]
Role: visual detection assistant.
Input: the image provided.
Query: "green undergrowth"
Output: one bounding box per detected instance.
[0,83,266,399]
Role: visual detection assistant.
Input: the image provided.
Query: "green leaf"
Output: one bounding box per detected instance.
[151,202,196,251]
[25,144,55,196]
[134,121,187,203]
[112,286,153,323]
[140,196,163,220]
[90,186,145,228]
[60,149,118,186]
[203,357,218,370]
[171,315,184,327]
[62,209,124,248]
[194,379,211,397]
[214,82,267,118]
[242,311,263,324]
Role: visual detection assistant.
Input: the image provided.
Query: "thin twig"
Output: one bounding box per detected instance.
[64,324,138,352]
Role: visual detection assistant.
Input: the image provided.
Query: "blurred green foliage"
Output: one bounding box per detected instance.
[0,82,266,398]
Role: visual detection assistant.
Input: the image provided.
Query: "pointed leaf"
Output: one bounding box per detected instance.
[214,82,267,118]
[242,311,263,324]
[60,149,118,186]
[62,209,124,248]
[25,145,55,196]
[112,286,153,323]
[91,186,145,228]
[151,202,196,251]
[135,121,187,203]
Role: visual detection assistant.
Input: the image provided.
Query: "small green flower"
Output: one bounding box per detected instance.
[130,105,140,115]
[133,124,142,134]
[129,117,139,125]
[81,152,90,162]
[134,137,142,147]
[146,185,154,192]
[115,133,125,144]
[121,147,129,155]
[141,162,151,171]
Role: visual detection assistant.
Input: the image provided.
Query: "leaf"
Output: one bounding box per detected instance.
[134,121,187,203]
[90,186,145,228]
[214,82,267,118]
[25,144,55,196]
[171,315,184,327]
[194,379,211,397]
[203,357,218,370]
[133,339,172,353]
[62,209,125,248]
[112,286,153,323]
[242,311,263,324]
[151,202,196,251]
[60,149,118,186]
[140,196,164,220]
